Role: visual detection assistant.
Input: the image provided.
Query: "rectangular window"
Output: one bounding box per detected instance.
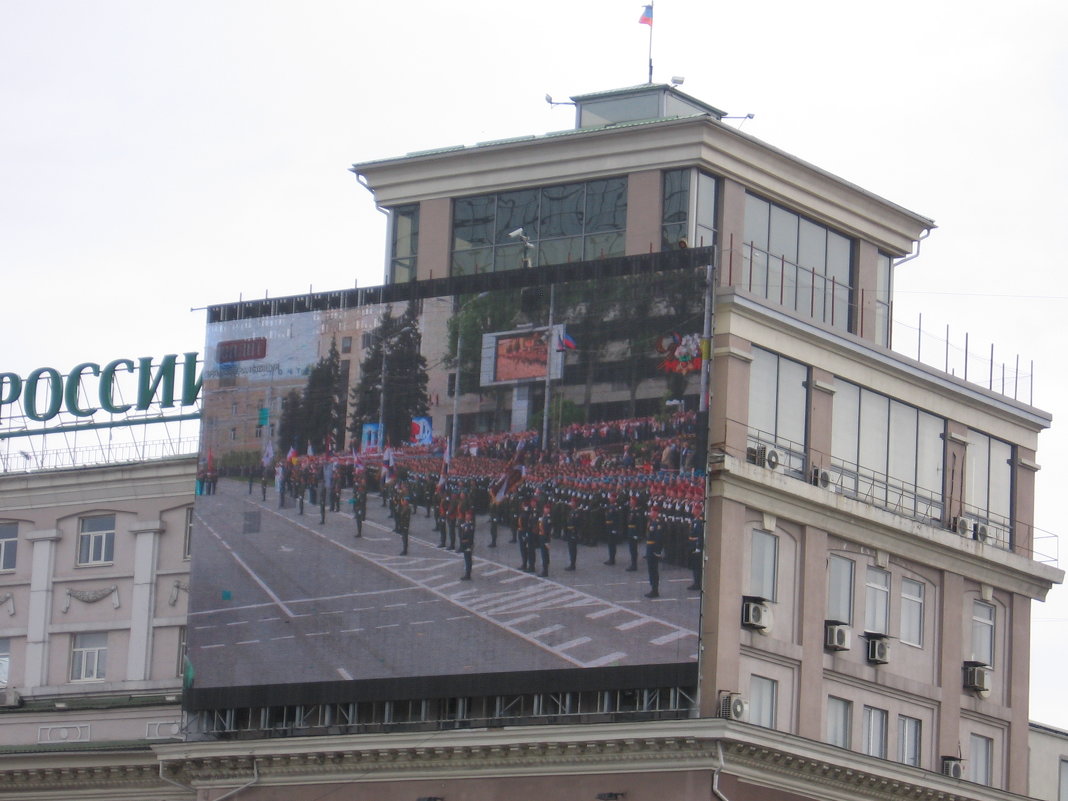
[750,676,777,729]
[1058,758,1068,801]
[70,632,107,681]
[899,715,922,767]
[827,554,854,624]
[747,346,808,474]
[183,507,194,560]
[750,530,778,601]
[863,706,888,758]
[78,515,115,566]
[826,696,851,748]
[0,637,9,686]
[968,733,992,785]
[0,522,16,571]
[341,336,352,354]
[865,567,890,634]
[900,578,924,647]
[971,600,995,666]
[176,627,187,678]
[389,204,419,283]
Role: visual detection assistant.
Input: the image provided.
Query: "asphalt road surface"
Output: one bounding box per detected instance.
[187,479,701,689]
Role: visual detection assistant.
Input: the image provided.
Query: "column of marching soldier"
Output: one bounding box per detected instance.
[332,471,706,599]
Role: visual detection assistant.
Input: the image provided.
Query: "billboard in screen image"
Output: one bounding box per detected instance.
[187,265,708,708]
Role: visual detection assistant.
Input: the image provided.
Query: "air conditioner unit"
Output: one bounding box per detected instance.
[746,446,767,467]
[973,523,990,543]
[953,516,974,537]
[719,692,749,721]
[963,663,991,693]
[866,637,890,665]
[941,756,964,779]
[811,468,830,488]
[765,449,781,470]
[741,599,770,631]
[0,688,20,708]
[824,623,851,651]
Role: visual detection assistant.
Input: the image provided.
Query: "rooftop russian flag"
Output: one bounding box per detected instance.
[639,5,653,26]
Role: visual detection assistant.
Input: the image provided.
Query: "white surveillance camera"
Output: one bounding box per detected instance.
[508,228,525,239]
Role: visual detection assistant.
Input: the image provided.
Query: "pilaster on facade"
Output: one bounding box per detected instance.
[24,528,60,691]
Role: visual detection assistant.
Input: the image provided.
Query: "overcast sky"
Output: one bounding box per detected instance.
[3,0,1067,728]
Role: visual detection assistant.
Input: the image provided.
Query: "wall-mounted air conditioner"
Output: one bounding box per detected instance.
[746,446,767,467]
[953,516,974,537]
[719,692,749,721]
[741,598,771,631]
[941,756,963,779]
[866,637,890,665]
[963,662,991,693]
[973,523,990,543]
[824,622,851,651]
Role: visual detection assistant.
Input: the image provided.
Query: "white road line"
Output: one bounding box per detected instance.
[585,651,628,667]
[500,614,539,626]
[617,618,653,631]
[306,632,330,637]
[556,637,592,651]
[528,624,564,638]
[587,607,623,619]
[500,574,534,584]
[337,668,353,680]
[200,519,297,618]
[376,623,400,629]
[340,628,364,633]
[651,630,691,645]
[410,620,434,625]
[225,621,249,627]
[236,640,260,645]
[270,635,296,641]
[200,643,226,649]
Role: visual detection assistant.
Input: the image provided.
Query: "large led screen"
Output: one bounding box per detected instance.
[188,262,709,709]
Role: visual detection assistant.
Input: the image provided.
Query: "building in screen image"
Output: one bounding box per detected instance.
[161,83,1062,801]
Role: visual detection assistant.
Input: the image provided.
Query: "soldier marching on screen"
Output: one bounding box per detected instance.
[351,477,367,537]
[537,503,552,577]
[517,497,536,572]
[645,506,665,598]
[459,509,475,580]
[604,490,627,566]
[564,497,581,571]
[396,496,412,555]
[625,495,646,571]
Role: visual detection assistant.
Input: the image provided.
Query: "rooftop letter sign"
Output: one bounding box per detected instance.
[0,353,201,439]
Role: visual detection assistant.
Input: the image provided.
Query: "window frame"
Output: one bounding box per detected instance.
[898,714,922,767]
[827,554,854,625]
[968,733,993,785]
[863,705,888,759]
[971,600,996,666]
[77,515,115,566]
[750,529,778,602]
[864,566,890,635]
[750,675,777,729]
[70,632,108,682]
[183,507,194,560]
[900,577,925,647]
[0,521,16,571]
[826,696,852,748]
[0,637,9,687]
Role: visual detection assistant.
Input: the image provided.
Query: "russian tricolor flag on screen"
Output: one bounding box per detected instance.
[639,5,653,25]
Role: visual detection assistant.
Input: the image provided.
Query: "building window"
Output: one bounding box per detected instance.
[389,204,419,283]
[826,696,851,748]
[966,429,1013,546]
[0,522,16,571]
[70,632,107,681]
[865,567,890,634]
[78,515,115,566]
[1058,758,1068,801]
[874,253,893,347]
[968,733,993,785]
[827,554,854,625]
[831,379,945,522]
[899,715,922,767]
[863,706,888,758]
[750,530,778,601]
[183,507,194,560]
[900,578,924,647]
[750,676,777,729]
[662,168,717,250]
[748,346,807,474]
[451,177,627,276]
[229,427,237,441]
[742,193,853,331]
[341,336,353,354]
[0,637,9,686]
[971,600,995,666]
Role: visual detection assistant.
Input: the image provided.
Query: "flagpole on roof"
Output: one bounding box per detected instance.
[640,2,654,83]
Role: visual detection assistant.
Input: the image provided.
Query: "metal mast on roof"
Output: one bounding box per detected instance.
[639,3,654,83]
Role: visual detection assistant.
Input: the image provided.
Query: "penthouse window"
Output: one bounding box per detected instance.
[451,177,627,276]
[741,194,853,333]
[965,429,1013,546]
[747,346,807,476]
[831,380,944,522]
[388,204,419,283]
[662,168,717,251]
